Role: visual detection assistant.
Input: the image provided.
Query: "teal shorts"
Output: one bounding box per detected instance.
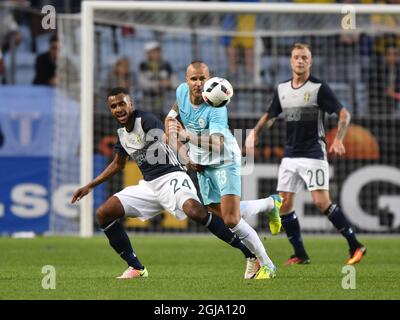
[197,163,241,205]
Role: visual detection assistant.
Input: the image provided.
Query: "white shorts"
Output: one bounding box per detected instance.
[277,157,329,192]
[114,171,200,221]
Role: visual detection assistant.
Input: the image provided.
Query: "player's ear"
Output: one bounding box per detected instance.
[127,95,133,108]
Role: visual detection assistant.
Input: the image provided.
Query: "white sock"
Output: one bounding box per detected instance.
[240,197,274,219]
[231,218,275,269]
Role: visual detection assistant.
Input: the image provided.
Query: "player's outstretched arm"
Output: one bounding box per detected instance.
[329,107,351,157]
[71,153,127,203]
[244,112,276,156]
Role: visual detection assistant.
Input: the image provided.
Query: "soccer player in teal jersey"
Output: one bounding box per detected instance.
[166,61,281,279]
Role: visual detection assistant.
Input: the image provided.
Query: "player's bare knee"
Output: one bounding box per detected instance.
[224,215,240,228]
[182,198,207,222]
[96,203,123,225]
[95,207,107,225]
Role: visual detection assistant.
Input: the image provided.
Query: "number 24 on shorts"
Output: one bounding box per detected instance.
[170,178,192,194]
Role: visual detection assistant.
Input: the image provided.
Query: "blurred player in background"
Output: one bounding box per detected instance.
[72,87,268,279]
[166,61,282,279]
[245,43,366,266]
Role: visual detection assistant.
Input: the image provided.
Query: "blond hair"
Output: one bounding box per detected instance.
[291,43,312,55]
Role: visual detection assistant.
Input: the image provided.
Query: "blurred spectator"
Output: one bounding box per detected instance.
[138,40,179,114]
[221,12,237,76]
[0,3,22,53]
[32,34,59,85]
[0,2,22,83]
[370,0,400,55]
[32,34,78,90]
[104,57,135,92]
[369,45,400,115]
[333,31,361,83]
[220,0,258,84]
[21,0,50,53]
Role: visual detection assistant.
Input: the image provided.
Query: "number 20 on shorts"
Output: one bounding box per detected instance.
[306,168,325,188]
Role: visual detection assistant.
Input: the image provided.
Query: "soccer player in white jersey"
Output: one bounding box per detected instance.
[166,61,282,279]
[245,43,366,266]
[71,87,270,279]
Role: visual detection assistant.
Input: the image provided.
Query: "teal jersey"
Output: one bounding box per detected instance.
[176,83,241,167]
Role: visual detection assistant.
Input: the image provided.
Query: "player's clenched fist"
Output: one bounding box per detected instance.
[167,118,189,142]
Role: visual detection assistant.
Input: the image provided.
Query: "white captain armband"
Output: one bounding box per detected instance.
[167,109,178,118]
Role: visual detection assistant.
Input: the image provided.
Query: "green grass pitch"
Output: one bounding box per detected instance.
[1,235,399,300]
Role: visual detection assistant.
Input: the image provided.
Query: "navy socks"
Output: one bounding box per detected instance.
[281,212,309,258]
[326,204,361,252]
[101,220,144,270]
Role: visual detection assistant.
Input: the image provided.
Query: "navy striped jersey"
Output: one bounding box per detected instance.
[268,76,342,160]
[114,110,184,181]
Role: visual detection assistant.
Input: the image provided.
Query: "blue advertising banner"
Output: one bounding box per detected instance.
[0,86,102,234]
[0,155,106,234]
[0,86,54,157]
[0,157,50,234]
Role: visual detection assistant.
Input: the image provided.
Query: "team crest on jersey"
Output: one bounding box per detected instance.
[198,117,206,129]
[129,133,142,145]
[304,92,311,102]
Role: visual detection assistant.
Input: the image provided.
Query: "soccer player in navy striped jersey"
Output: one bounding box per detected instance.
[245,43,366,265]
[72,87,261,279]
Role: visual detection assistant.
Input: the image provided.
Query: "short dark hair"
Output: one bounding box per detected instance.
[49,34,58,43]
[384,43,397,52]
[107,87,129,98]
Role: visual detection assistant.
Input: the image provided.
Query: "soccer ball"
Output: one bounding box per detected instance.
[202,77,234,107]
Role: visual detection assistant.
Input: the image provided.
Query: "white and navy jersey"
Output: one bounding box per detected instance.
[114,110,184,181]
[268,76,342,160]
